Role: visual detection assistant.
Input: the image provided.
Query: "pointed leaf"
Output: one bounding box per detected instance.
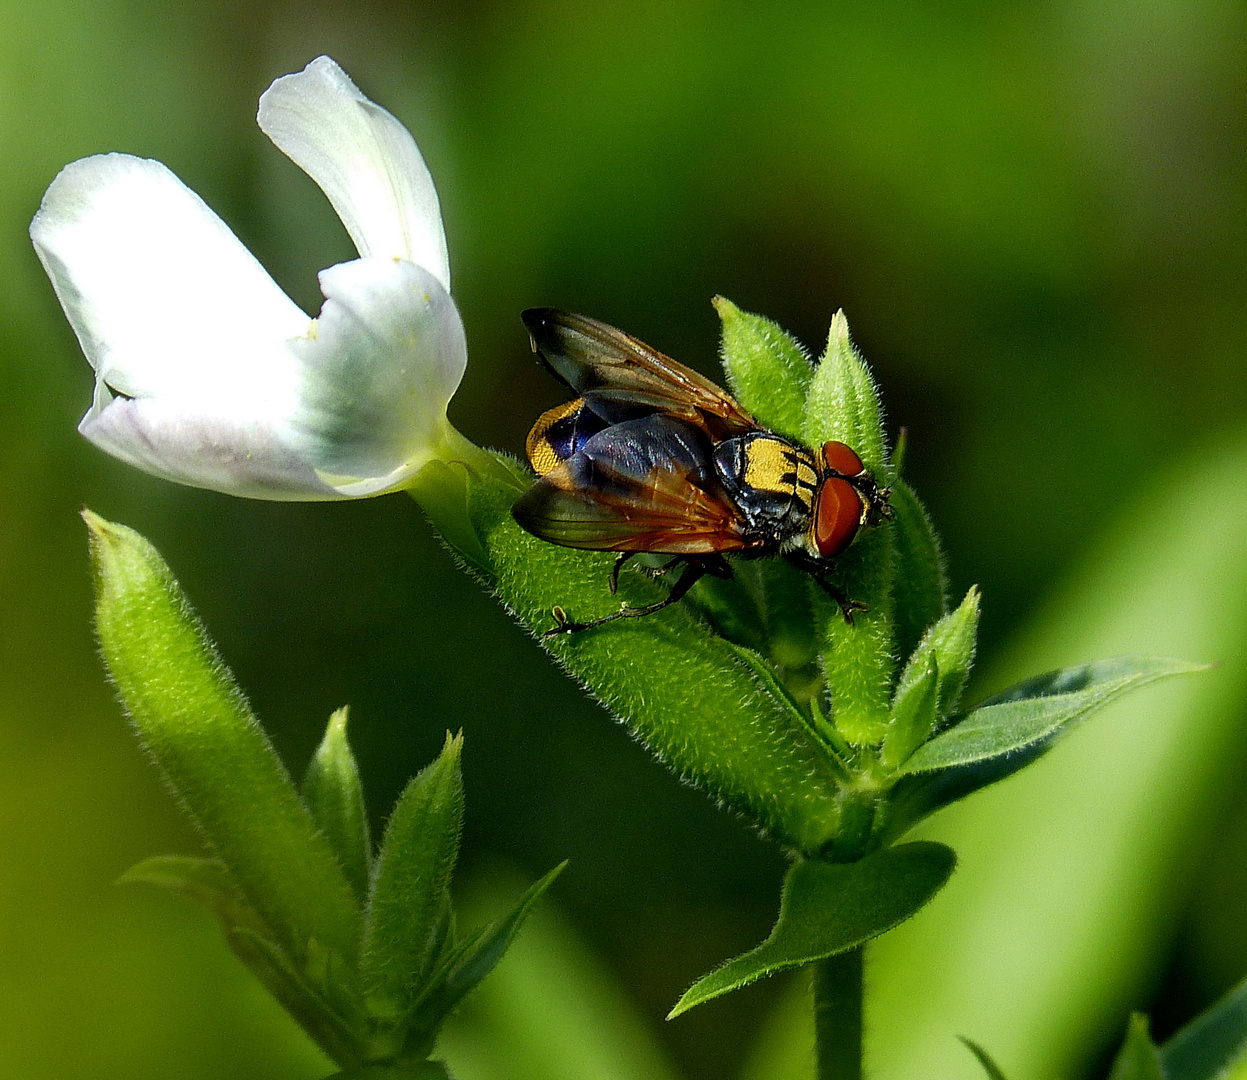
[1161,973,1247,1080]
[667,841,955,1017]
[1109,1014,1166,1080]
[303,707,372,903]
[805,311,896,744]
[714,295,812,438]
[959,1037,1011,1080]
[890,478,949,663]
[880,652,939,771]
[877,750,1048,846]
[817,522,896,746]
[402,861,568,1055]
[119,854,262,932]
[442,862,566,1001]
[363,732,464,1018]
[882,587,981,771]
[898,656,1206,775]
[85,512,361,970]
[803,310,889,478]
[928,586,981,718]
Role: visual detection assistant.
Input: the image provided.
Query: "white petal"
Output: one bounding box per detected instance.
[80,394,340,499]
[30,153,310,414]
[258,56,451,291]
[76,258,465,500]
[290,257,467,496]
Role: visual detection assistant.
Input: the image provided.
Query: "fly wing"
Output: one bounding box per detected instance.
[521,308,758,439]
[512,415,752,554]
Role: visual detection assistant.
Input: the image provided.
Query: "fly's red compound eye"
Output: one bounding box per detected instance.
[813,476,862,558]
[821,440,863,478]
[814,441,867,556]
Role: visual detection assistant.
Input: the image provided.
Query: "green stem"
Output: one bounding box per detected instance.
[813,948,864,1080]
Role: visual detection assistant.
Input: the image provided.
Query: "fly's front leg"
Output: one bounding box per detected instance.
[844,471,892,527]
[787,551,868,626]
[814,577,868,626]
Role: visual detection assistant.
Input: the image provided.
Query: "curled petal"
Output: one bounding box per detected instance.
[293,257,467,496]
[80,394,340,499]
[258,56,450,290]
[32,63,467,502]
[76,259,466,500]
[30,154,309,409]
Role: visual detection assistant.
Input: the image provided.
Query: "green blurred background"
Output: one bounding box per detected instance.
[3,2,1245,1078]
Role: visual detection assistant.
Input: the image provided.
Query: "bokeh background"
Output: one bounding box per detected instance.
[2,2,1245,1078]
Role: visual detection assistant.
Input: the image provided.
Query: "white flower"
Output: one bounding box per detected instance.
[31,56,469,499]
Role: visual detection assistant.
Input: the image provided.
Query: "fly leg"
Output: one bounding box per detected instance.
[787,551,868,626]
[844,471,893,527]
[546,555,727,636]
[814,577,869,626]
[638,555,685,578]
[608,552,687,594]
[607,552,637,594]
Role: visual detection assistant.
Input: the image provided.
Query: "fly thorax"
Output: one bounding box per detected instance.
[713,433,819,542]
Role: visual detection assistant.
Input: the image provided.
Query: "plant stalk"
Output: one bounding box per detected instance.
[813,947,864,1080]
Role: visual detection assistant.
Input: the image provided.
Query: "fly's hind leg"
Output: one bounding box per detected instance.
[546,555,727,636]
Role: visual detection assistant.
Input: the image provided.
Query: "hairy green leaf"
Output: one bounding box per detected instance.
[880,652,939,771]
[882,587,981,771]
[463,469,845,855]
[804,312,896,744]
[1161,973,1247,1080]
[803,311,890,479]
[899,656,1206,775]
[890,477,949,663]
[363,732,464,1019]
[927,587,980,718]
[85,512,361,971]
[405,861,569,1053]
[816,523,896,746]
[303,707,372,904]
[714,294,813,438]
[668,842,955,1017]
